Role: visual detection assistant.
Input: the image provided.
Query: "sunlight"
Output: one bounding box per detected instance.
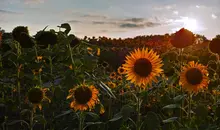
[182,17,198,32]
[171,17,201,33]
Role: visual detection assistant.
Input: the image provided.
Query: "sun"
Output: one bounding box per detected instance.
[172,17,200,33]
[182,17,198,32]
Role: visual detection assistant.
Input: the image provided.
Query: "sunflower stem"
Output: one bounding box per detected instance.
[188,93,192,126]
[136,88,142,130]
[47,44,54,87]
[34,45,42,86]
[179,48,184,124]
[30,108,34,130]
[16,42,21,110]
[79,111,84,130]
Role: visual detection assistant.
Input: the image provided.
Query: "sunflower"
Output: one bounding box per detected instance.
[179,61,209,93]
[99,105,105,114]
[107,82,116,89]
[35,31,57,49]
[109,72,117,79]
[208,38,220,55]
[117,75,123,82]
[32,68,43,75]
[28,87,50,112]
[36,56,43,61]
[117,66,126,74]
[170,28,195,48]
[69,64,73,70]
[67,84,100,111]
[97,48,101,56]
[101,61,109,68]
[123,48,163,87]
[87,47,93,55]
[12,26,29,42]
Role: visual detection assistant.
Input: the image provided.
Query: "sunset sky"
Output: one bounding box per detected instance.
[0,0,220,39]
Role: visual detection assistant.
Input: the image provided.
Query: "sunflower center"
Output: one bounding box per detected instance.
[28,88,44,104]
[134,58,152,77]
[74,87,92,104]
[185,68,203,85]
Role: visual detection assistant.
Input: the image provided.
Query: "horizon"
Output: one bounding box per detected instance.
[0,0,220,39]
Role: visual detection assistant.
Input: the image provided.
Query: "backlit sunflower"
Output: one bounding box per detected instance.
[67,84,100,111]
[179,61,209,93]
[123,48,163,87]
[27,87,50,112]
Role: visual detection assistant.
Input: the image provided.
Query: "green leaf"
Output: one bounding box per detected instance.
[33,115,47,124]
[53,87,63,99]
[85,122,103,125]
[162,117,178,123]
[54,110,73,119]
[143,111,160,130]
[162,104,181,109]
[173,95,186,103]
[85,112,99,120]
[7,120,30,127]
[121,105,134,120]
[20,109,31,115]
[109,113,123,122]
[195,105,208,118]
[215,107,220,118]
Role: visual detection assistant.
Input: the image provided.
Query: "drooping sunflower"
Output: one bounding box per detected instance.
[27,87,50,112]
[179,61,209,93]
[67,84,100,111]
[35,31,57,49]
[123,48,163,87]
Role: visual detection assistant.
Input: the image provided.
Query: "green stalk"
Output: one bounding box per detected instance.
[179,48,184,124]
[136,97,141,130]
[136,87,142,130]
[68,44,75,67]
[188,93,192,126]
[79,112,84,130]
[16,43,21,110]
[34,46,42,86]
[30,108,34,130]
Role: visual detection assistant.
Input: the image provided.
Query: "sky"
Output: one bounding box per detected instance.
[0,0,220,39]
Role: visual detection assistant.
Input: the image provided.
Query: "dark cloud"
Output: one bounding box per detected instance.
[119,22,160,28]
[120,23,145,28]
[124,18,145,23]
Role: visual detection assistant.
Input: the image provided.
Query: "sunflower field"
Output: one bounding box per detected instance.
[0,23,220,130]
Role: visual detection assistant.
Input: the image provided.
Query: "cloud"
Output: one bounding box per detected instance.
[153,4,176,11]
[124,18,145,23]
[92,21,106,24]
[23,0,47,4]
[211,14,217,19]
[81,14,107,19]
[119,23,145,28]
[67,20,81,23]
[0,9,19,14]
